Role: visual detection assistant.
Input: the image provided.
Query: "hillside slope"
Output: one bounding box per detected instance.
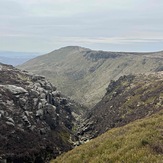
[51,110,163,163]
[18,46,163,107]
[78,73,163,141]
[0,63,84,163]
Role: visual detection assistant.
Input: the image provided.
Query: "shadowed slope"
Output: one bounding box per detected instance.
[78,73,163,141]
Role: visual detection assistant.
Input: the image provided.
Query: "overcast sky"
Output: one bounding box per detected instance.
[0,0,163,53]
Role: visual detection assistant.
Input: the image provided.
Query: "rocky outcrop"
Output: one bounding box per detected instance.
[0,63,83,163]
[83,50,121,61]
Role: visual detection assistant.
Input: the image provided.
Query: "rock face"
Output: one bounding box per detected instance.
[0,63,83,162]
[77,73,163,142]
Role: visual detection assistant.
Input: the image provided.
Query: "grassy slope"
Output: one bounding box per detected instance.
[51,110,163,163]
[18,47,163,107]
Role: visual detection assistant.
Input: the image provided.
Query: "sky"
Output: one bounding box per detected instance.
[0,0,163,53]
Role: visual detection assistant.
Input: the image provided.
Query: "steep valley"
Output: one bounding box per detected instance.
[1,0,163,162]
[50,72,163,163]
[0,47,163,163]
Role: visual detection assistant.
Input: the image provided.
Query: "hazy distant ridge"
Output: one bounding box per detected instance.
[0,51,39,66]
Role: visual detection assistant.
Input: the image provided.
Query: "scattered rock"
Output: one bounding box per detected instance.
[6,121,15,127]
[36,109,44,118]
[6,117,14,124]
[31,75,45,81]
[0,85,27,95]
[30,89,39,97]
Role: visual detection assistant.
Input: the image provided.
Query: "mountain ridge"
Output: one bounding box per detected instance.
[18,46,163,107]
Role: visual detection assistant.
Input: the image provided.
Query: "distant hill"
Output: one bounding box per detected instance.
[18,46,163,107]
[0,51,39,66]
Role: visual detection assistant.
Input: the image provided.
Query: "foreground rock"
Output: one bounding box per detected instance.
[0,63,84,163]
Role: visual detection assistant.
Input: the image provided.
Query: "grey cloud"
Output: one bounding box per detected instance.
[0,0,163,52]
[0,0,25,16]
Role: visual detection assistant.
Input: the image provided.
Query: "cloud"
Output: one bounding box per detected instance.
[0,0,25,17]
[48,36,163,45]
[0,0,163,52]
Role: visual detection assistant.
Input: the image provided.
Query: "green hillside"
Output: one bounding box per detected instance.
[51,110,163,163]
[18,46,163,107]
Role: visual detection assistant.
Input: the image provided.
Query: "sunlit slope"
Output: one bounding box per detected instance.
[51,110,163,163]
[19,46,163,107]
